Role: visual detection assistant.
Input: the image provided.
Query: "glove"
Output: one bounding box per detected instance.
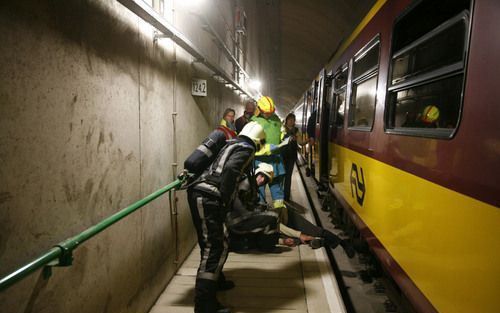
[177,169,189,180]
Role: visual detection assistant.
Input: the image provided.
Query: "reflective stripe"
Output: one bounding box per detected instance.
[195,196,227,282]
[251,225,276,235]
[194,182,221,197]
[215,224,229,278]
[226,215,247,226]
[261,225,276,235]
[213,144,237,175]
[273,199,285,208]
[197,197,211,273]
[212,142,251,176]
[198,272,217,281]
[230,225,277,235]
[196,144,213,158]
[226,210,278,226]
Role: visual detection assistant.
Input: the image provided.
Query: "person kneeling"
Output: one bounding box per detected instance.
[226,163,355,258]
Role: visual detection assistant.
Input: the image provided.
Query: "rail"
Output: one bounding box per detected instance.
[0,176,187,292]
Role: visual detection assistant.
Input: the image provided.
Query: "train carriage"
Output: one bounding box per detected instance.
[296,0,500,312]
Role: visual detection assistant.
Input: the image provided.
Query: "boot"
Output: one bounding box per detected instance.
[308,237,324,249]
[194,279,219,313]
[321,230,355,258]
[215,300,232,313]
[339,239,356,258]
[321,230,341,248]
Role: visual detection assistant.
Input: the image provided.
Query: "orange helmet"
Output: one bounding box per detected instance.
[256,96,275,115]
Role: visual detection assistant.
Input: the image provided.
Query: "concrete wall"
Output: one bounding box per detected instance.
[0,1,271,312]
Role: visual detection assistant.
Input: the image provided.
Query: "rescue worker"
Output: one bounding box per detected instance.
[250,96,289,223]
[226,162,314,251]
[226,163,355,257]
[226,162,282,252]
[281,113,302,201]
[235,101,256,133]
[186,121,265,313]
[219,108,237,133]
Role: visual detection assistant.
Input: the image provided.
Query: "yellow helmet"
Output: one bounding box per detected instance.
[255,162,274,183]
[421,105,440,124]
[256,96,275,115]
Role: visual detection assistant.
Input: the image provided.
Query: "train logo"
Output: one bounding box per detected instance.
[350,163,365,206]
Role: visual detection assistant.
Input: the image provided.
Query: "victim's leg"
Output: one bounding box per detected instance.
[286,207,354,257]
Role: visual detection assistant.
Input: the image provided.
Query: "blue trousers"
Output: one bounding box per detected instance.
[258,174,285,203]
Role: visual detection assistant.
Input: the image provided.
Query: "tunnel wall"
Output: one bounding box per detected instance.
[0,1,270,312]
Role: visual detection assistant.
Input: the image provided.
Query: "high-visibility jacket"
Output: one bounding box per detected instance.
[251,114,283,147]
[251,113,286,176]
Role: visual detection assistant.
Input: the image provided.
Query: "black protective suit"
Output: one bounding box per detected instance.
[226,175,280,252]
[187,137,255,313]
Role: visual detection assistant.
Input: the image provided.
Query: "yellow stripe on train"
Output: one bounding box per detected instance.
[329,143,500,313]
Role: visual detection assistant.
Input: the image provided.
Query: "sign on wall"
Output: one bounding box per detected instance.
[192,79,207,97]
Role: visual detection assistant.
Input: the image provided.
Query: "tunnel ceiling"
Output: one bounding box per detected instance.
[269,0,376,113]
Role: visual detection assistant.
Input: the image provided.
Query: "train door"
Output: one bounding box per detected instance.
[328,63,348,182]
[305,87,316,177]
[318,69,333,185]
[293,96,306,157]
[311,78,321,180]
[302,91,309,160]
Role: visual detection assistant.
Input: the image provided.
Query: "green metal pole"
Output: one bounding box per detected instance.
[0,178,184,292]
[0,247,61,291]
[58,179,183,251]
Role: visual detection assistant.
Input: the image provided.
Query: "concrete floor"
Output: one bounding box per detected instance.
[148,168,345,313]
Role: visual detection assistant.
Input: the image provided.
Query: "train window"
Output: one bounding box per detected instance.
[316,78,323,123]
[335,92,346,127]
[353,40,380,80]
[349,74,378,128]
[388,75,462,132]
[392,0,471,52]
[333,64,348,127]
[348,37,380,130]
[386,0,471,138]
[391,15,467,85]
[334,66,348,90]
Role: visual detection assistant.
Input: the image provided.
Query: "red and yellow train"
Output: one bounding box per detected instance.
[295,0,499,312]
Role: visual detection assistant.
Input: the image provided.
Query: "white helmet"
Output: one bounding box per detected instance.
[239,121,265,149]
[255,162,274,183]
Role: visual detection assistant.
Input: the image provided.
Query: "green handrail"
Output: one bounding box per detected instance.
[0,177,186,292]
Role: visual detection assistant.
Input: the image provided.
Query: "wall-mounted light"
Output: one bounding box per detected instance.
[180,0,206,8]
[249,79,262,91]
